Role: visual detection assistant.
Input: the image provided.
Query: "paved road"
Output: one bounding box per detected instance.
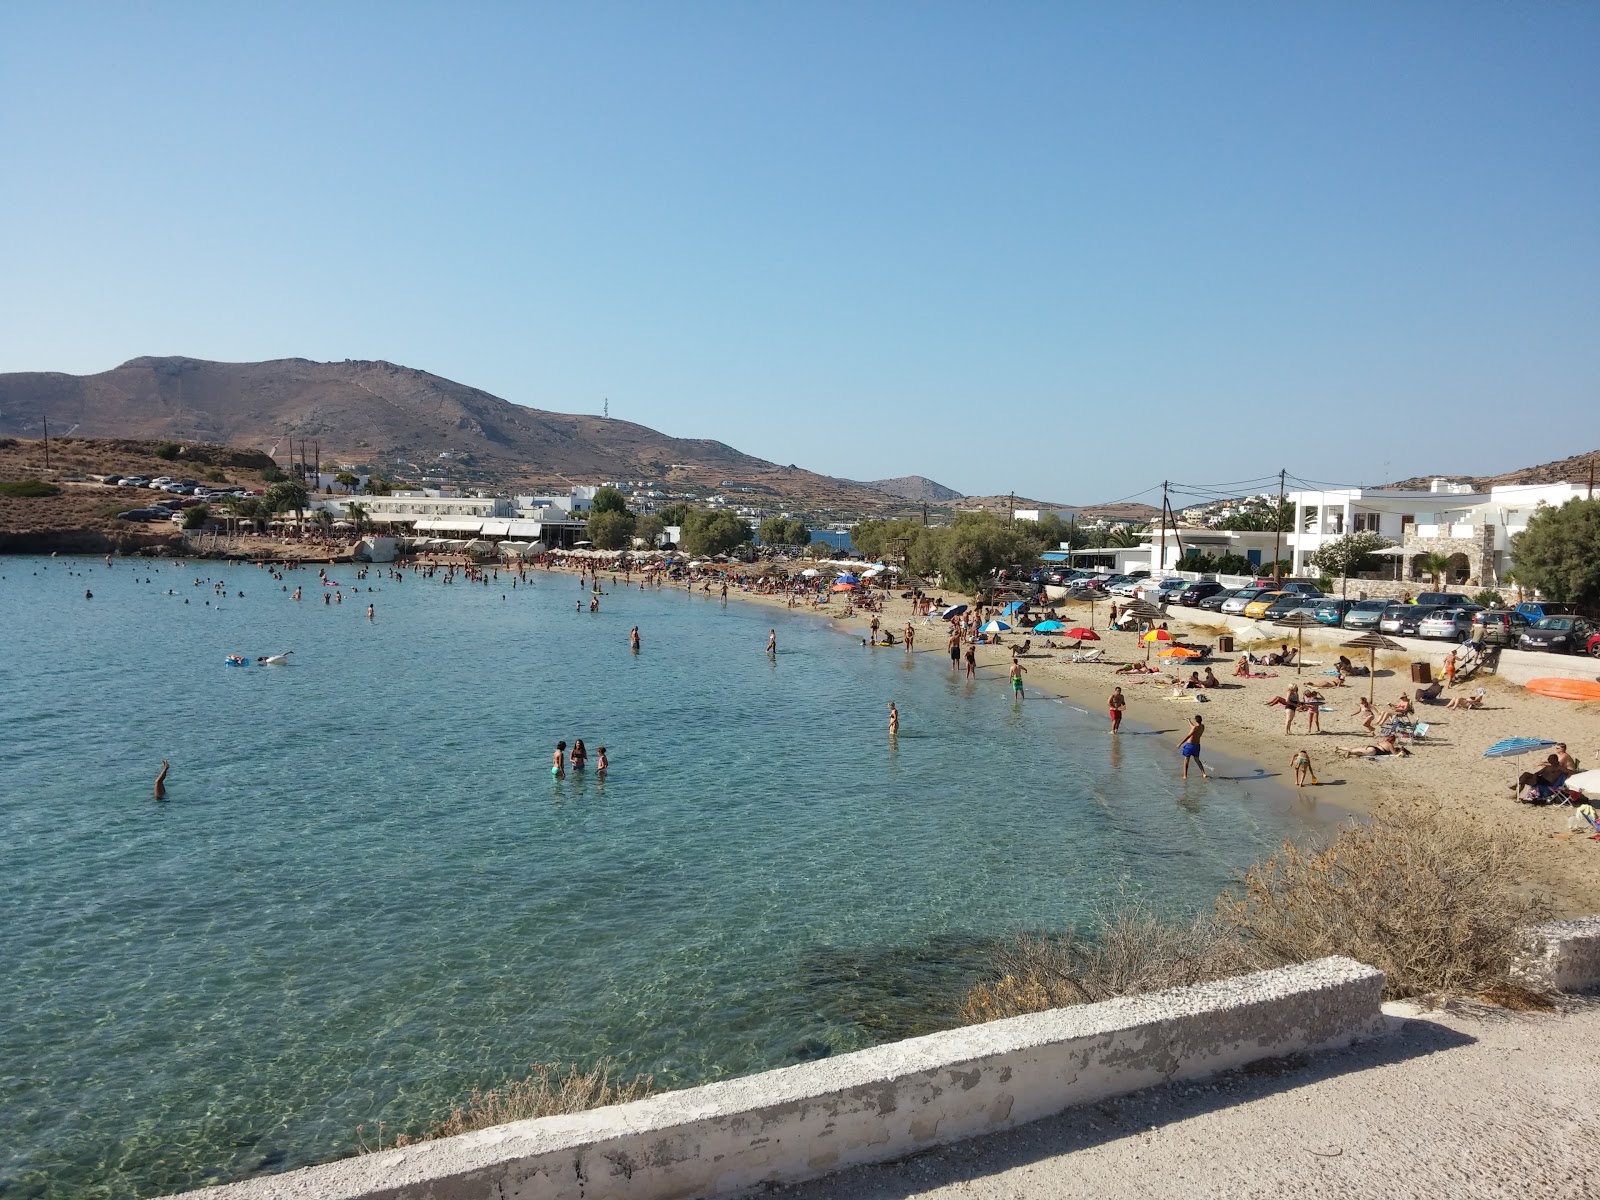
[775,998,1599,1200]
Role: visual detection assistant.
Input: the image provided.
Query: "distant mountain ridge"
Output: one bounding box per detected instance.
[864,475,964,504]
[1386,450,1599,492]
[0,356,899,512]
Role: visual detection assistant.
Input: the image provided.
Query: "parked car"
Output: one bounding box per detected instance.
[1589,631,1600,659]
[1470,609,1531,647]
[1108,577,1146,597]
[1242,591,1289,619]
[1518,616,1597,655]
[100,474,122,485]
[1143,578,1189,601]
[1341,599,1392,631]
[1394,606,1443,636]
[1377,604,1410,635]
[1413,591,1472,609]
[1515,601,1580,622]
[1314,599,1353,626]
[1220,587,1269,615]
[118,476,150,488]
[1278,580,1324,595]
[1195,588,1237,612]
[1265,593,1319,619]
[116,508,166,521]
[1417,606,1481,642]
[1178,581,1226,607]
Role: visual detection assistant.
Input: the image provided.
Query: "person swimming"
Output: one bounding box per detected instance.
[257,651,293,665]
[154,760,169,799]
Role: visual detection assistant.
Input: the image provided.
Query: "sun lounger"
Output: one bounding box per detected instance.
[1070,648,1105,663]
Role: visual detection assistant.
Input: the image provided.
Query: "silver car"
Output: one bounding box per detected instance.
[1219,587,1268,615]
[1416,606,1480,641]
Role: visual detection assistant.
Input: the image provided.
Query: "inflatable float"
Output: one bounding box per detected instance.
[1524,677,1600,702]
[225,655,249,666]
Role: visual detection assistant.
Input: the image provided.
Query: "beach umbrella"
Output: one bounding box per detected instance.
[836,573,859,584]
[1064,627,1100,640]
[1141,628,1173,642]
[980,620,1011,633]
[800,567,819,577]
[831,581,856,592]
[1160,646,1202,659]
[1272,610,1322,675]
[1034,620,1065,632]
[1483,737,1557,759]
[1340,631,1405,704]
[941,603,968,619]
[1563,769,1600,797]
[999,601,1027,616]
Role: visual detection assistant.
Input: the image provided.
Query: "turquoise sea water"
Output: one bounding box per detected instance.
[1,557,1323,1198]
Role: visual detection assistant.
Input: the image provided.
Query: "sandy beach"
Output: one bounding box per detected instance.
[618,566,1600,917]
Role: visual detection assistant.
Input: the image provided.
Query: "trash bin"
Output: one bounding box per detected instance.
[1410,661,1432,684]
[1217,634,1234,654]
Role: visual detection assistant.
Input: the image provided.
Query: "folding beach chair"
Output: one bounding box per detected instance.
[1399,721,1431,744]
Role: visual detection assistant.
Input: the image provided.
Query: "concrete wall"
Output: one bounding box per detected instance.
[1513,917,1600,993]
[178,958,1386,1200]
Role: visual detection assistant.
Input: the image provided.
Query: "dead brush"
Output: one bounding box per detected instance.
[359,1059,655,1150]
[1216,806,1553,1001]
[959,894,1248,1024]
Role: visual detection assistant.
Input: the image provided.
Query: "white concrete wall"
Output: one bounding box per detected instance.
[1513,917,1600,993]
[177,958,1385,1200]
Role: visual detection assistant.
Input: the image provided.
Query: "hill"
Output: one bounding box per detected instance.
[0,357,903,516]
[864,475,964,504]
[1387,450,1599,492]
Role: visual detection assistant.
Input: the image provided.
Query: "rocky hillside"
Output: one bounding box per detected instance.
[0,357,902,514]
[865,475,964,504]
[1388,450,1600,492]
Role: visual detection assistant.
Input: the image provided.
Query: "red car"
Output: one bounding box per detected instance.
[1589,631,1600,659]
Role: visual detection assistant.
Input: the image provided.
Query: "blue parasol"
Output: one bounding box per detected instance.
[940,603,968,619]
[1483,737,1557,758]
[999,601,1026,616]
[836,573,859,584]
[1034,620,1065,632]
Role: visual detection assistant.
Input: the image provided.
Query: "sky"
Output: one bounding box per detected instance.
[1,2,1596,505]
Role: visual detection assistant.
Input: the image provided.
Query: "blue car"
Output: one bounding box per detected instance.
[1314,599,1352,626]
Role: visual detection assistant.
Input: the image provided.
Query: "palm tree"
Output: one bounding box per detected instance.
[1417,551,1452,589]
[312,509,334,537]
[346,502,369,536]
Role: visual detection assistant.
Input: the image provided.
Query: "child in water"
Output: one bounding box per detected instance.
[596,746,608,773]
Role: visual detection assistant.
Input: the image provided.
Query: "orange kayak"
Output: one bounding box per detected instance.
[1524,677,1600,702]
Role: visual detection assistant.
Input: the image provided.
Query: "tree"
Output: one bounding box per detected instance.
[346,502,369,535]
[312,509,334,535]
[364,474,394,496]
[1510,498,1600,608]
[1416,551,1452,590]
[1213,553,1254,576]
[1216,498,1293,532]
[1176,549,1217,573]
[181,503,210,530]
[680,509,752,556]
[260,463,286,483]
[263,480,309,528]
[635,513,666,547]
[759,516,811,547]
[335,470,360,494]
[1308,532,1395,597]
[591,486,630,515]
[587,509,637,550]
[655,502,690,527]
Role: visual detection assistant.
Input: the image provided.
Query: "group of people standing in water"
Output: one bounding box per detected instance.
[551,739,607,776]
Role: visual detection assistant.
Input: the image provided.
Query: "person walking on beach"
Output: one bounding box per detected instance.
[1178,716,1211,780]
[1108,686,1125,733]
[1009,659,1027,697]
[964,644,977,679]
[766,629,777,654]
[887,701,899,737]
[1443,649,1457,689]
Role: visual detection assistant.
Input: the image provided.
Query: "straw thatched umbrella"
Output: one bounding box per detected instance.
[1120,600,1168,659]
[1341,630,1405,704]
[1271,610,1323,675]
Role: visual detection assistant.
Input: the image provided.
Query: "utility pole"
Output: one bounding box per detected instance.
[1159,481,1168,574]
[315,441,321,493]
[1589,453,1595,500]
[42,415,50,470]
[922,502,928,526]
[1008,491,1015,523]
[1273,468,1287,584]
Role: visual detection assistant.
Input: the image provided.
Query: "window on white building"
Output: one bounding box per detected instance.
[1353,512,1380,533]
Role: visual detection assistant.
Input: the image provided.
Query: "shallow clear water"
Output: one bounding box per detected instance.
[1,557,1319,1198]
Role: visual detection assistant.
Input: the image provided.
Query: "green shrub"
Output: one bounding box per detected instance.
[260,464,286,483]
[154,442,181,460]
[1473,590,1504,608]
[204,467,228,482]
[0,480,60,498]
[181,504,210,530]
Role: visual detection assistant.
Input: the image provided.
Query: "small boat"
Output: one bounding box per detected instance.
[1524,677,1600,703]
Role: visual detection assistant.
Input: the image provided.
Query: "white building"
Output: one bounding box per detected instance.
[1287,480,1584,585]
[1014,507,1079,523]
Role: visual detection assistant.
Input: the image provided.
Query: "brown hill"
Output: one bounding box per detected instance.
[865,475,964,504]
[0,357,902,515]
[1387,450,1600,492]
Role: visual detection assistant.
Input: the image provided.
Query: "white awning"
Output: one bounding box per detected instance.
[504,519,545,538]
[479,519,512,537]
[413,517,486,533]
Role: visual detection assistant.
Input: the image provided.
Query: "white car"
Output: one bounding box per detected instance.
[1219,587,1269,615]
[119,476,150,488]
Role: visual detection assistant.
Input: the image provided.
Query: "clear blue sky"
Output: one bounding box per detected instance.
[2,3,1595,503]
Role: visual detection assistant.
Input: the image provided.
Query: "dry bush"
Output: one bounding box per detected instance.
[1217,807,1552,1000]
[959,895,1249,1024]
[360,1059,655,1151]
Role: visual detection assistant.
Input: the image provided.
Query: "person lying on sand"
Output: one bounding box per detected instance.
[1336,734,1410,758]
[1444,689,1484,710]
[1115,662,1159,674]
